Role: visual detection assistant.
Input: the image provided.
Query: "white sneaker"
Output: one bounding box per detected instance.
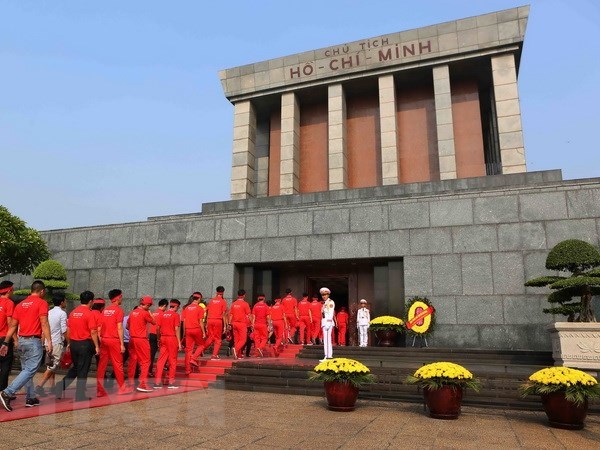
[319,358,327,362]
[167,385,179,390]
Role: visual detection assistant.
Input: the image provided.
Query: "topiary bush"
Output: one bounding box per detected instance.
[33,260,68,281]
[525,239,600,322]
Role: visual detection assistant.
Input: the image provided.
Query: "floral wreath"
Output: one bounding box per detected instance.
[405,296,435,336]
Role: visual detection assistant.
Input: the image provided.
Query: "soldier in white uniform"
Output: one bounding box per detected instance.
[357,299,370,347]
[319,287,335,362]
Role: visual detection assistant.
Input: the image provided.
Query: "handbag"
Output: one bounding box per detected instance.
[60,349,73,369]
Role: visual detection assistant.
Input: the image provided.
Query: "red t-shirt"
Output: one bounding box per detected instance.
[337,311,349,325]
[92,310,103,331]
[269,302,284,321]
[68,305,97,341]
[101,304,125,339]
[13,294,49,337]
[230,299,251,323]
[206,296,227,320]
[128,308,154,338]
[183,304,204,329]
[149,308,164,334]
[309,300,322,321]
[157,310,180,336]
[281,295,298,315]
[0,297,15,336]
[252,301,269,324]
[297,299,311,317]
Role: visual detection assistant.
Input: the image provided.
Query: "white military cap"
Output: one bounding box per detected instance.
[360,299,367,304]
[319,287,331,295]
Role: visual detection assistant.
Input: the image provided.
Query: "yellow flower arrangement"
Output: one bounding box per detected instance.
[520,366,600,406]
[369,315,404,333]
[309,358,376,387]
[406,362,480,391]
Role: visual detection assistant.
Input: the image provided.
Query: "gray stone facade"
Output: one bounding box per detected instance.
[8,169,600,351]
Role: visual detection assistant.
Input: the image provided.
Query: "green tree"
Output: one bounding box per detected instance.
[0,205,50,278]
[525,239,600,322]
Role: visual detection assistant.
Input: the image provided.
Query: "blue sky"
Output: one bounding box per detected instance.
[1,0,599,231]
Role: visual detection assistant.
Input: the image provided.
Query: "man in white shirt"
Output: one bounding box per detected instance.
[357,299,371,347]
[319,287,335,362]
[35,294,68,397]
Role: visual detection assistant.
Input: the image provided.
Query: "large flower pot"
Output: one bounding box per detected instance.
[324,381,359,411]
[541,392,588,430]
[547,322,600,370]
[423,386,463,420]
[374,329,398,347]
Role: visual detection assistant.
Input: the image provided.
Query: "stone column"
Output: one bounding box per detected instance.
[433,65,457,180]
[328,83,347,190]
[280,92,300,195]
[378,75,399,185]
[230,100,256,199]
[491,53,526,174]
[255,156,269,197]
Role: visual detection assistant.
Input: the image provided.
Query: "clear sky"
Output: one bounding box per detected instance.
[2,0,599,231]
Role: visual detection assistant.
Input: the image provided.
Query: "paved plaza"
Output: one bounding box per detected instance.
[0,378,599,449]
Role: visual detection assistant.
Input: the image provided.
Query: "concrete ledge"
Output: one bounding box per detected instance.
[201,170,563,215]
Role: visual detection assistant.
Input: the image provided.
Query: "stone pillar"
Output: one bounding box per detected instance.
[492,53,527,174]
[230,100,256,199]
[433,65,457,180]
[328,84,347,190]
[255,156,269,197]
[378,75,399,185]
[280,92,300,195]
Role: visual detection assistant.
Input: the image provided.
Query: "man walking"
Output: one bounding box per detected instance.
[0,281,16,393]
[0,280,52,411]
[127,296,156,392]
[336,307,349,346]
[251,294,269,357]
[268,298,287,351]
[183,293,206,374]
[196,287,228,360]
[96,289,128,396]
[297,293,312,345]
[35,293,68,397]
[154,299,182,389]
[149,298,168,377]
[309,295,322,345]
[229,289,251,359]
[281,288,298,344]
[55,290,100,401]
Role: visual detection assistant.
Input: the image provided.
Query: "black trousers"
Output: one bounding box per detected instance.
[57,339,94,400]
[0,338,14,391]
[149,333,158,373]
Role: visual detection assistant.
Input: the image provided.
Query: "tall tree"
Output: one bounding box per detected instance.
[0,205,50,278]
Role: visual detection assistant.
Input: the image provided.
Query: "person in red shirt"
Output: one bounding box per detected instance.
[0,281,16,392]
[296,293,313,345]
[281,288,299,344]
[91,298,105,381]
[336,307,349,346]
[127,296,156,392]
[96,289,129,397]
[309,295,322,345]
[148,299,168,377]
[268,298,287,351]
[195,286,228,360]
[154,299,182,389]
[229,289,251,359]
[251,294,269,358]
[183,292,206,374]
[55,290,100,402]
[0,280,52,411]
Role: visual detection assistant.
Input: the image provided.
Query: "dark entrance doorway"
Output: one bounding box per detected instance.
[307,275,349,310]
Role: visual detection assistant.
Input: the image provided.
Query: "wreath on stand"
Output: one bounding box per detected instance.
[405,297,436,341]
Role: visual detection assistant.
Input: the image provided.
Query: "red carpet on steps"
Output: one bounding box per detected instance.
[0,345,304,423]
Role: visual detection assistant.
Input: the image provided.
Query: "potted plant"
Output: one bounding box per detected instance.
[525,239,600,369]
[520,366,600,429]
[308,357,375,411]
[406,362,480,419]
[369,315,404,347]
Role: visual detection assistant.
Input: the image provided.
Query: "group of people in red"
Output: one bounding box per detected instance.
[0,280,351,413]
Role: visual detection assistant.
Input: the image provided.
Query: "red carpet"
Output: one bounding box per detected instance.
[0,345,303,422]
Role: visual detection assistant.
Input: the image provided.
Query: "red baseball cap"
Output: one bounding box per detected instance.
[141,296,153,306]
